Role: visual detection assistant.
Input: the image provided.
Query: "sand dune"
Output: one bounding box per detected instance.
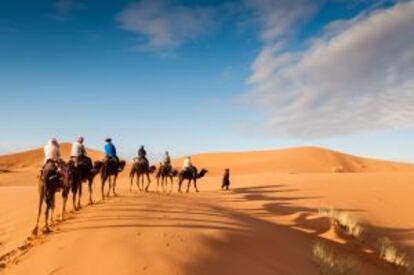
[174,146,414,175]
[0,143,104,170]
[1,146,413,274]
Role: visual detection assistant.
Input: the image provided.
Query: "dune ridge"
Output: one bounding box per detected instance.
[173,146,414,175]
[2,145,413,174]
[0,143,104,169]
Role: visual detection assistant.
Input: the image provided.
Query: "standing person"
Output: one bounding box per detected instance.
[44,138,61,164]
[221,168,230,191]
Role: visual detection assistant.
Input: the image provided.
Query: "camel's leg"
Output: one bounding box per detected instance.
[137,173,142,192]
[44,192,55,232]
[139,174,142,191]
[61,195,67,221]
[156,176,160,192]
[33,181,44,235]
[112,174,118,196]
[44,206,50,232]
[77,181,82,209]
[135,173,141,192]
[130,173,134,192]
[61,188,68,221]
[186,179,191,193]
[135,176,142,192]
[107,176,112,197]
[72,182,78,211]
[50,193,56,224]
[164,177,168,192]
[163,177,168,193]
[161,176,168,192]
[88,179,94,205]
[178,178,183,193]
[169,176,174,193]
[140,174,144,191]
[194,179,199,192]
[145,173,151,192]
[101,174,106,200]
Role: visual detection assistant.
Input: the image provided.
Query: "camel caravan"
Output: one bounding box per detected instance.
[33,138,208,234]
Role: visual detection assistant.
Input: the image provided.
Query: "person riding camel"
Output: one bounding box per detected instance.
[137,145,148,166]
[42,138,64,181]
[104,138,119,166]
[183,156,193,172]
[162,152,172,171]
[44,138,61,164]
[163,151,171,168]
[71,137,92,168]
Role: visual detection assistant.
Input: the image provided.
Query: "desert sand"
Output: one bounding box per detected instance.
[1,145,414,274]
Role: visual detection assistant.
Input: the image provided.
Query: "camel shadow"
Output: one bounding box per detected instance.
[225,183,414,269]
[33,183,414,275]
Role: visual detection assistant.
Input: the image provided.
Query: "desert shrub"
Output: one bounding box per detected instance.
[319,208,364,239]
[379,237,411,272]
[331,167,345,173]
[313,241,360,275]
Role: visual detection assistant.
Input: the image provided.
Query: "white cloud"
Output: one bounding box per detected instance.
[245,0,319,42]
[117,0,215,52]
[246,1,414,139]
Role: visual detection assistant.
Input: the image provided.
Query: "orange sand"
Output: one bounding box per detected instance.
[1,145,413,274]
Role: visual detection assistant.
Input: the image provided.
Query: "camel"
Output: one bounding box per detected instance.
[178,166,208,193]
[33,161,72,235]
[129,159,156,192]
[156,164,178,192]
[60,159,102,220]
[97,158,126,199]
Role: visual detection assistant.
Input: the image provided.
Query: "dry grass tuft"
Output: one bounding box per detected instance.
[313,241,360,275]
[319,208,364,239]
[331,167,345,173]
[379,237,412,272]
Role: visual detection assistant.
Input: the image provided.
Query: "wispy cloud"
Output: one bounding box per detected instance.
[246,1,414,139]
[117,0,216,53]
[245,0,319,42]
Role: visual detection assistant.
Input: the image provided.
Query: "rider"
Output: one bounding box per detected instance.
[104,138,119,165]
[163,151,171,167]
[44,138,61,164]
[138,145,147,159]
[183,156,193,172]
[42,138,63,180]
[137,145,148,165]
[163,151,172,170]
[71,137,92,168]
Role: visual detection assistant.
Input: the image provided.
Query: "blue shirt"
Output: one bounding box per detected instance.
[104,143,117,157]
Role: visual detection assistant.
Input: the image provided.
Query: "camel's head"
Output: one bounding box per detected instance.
[197,169,208,178]
[119,160,126,171]
[149,165,157,173]
[93,160,104,173]
[171,169,178,177]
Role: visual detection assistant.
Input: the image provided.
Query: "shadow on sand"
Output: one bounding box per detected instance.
[47,183,414,275]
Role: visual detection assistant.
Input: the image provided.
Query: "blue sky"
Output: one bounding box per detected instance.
[1,0,414,162]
